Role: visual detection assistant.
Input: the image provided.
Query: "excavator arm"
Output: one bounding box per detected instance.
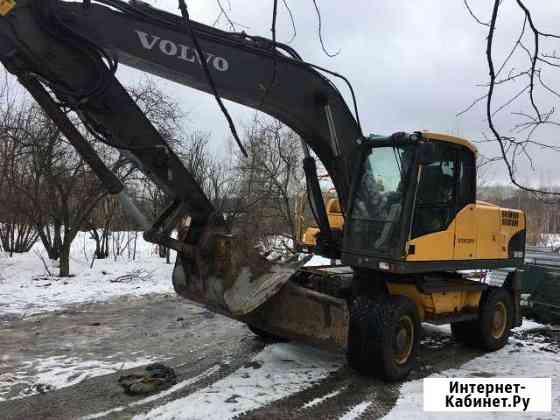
[0,0,362,221]
[0,0,362,317]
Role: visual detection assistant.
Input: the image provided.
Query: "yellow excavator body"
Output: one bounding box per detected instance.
[406,202,525,262]
[296,192,525,265]
[297,132,525,266]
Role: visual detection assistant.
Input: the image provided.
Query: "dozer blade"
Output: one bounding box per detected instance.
[171,225,349,350]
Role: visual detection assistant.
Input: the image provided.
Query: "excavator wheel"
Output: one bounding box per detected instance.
[451,287,513,350]
[347,294,420,381]
[247,324,287,343]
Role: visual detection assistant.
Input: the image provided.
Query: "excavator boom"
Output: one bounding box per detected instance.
[0,0,361,212]
[0,0,361,335]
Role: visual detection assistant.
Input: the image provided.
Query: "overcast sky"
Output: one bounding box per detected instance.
[116,0,560,187]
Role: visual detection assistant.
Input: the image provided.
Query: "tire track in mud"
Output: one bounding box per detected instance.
[81,338,267,420]
[235,367,399,420]
[87,326,556,420]
[235,328,483,419]
[98,334,428,420]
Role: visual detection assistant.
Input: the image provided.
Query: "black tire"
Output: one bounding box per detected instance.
[451,288,513,350]
[247,324,286,342]
[477,288,513,350]
[347,295,420,381]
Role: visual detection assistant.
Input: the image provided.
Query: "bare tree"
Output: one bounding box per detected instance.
[231,114,304,252]
[462,1,560,196]
[0,75,192,275]
[87,195,122,260]
[19,114,111,276]
[0,81,40,254]
[128,78,184,145]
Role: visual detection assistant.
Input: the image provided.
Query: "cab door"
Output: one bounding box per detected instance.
[453,148,477,260]
[408,144,457,261]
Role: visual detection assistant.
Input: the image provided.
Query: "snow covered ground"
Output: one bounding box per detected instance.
[0,232,178,402]
[0,231,174,318]
[0,354,164,402]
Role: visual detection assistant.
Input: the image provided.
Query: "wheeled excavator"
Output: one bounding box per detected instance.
[0,0,527,381]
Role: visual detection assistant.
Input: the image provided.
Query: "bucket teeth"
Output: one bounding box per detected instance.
[172,225,311,317]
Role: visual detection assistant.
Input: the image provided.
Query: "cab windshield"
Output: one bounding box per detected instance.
[346,145,415,253]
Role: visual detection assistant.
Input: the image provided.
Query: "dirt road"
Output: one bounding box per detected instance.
[0,294,544,419]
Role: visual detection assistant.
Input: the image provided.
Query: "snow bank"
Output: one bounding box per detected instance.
[513,318,547,332]
[133,343,344,420]
[539,234,560,250]
[0,231,174,318]
[0,229,349,319]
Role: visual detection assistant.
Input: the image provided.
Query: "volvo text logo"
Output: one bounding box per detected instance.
[135,30,230,72]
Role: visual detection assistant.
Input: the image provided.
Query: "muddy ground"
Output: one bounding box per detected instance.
[0,294,555,419]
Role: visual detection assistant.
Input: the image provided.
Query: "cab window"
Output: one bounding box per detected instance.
[411,143,476,239]
[412,144,456,238]
[456,148,476,209]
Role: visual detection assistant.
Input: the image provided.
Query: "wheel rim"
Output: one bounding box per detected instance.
[394,315,414,365]
[491,302,507,339]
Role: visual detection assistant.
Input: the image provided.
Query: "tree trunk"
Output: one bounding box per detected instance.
[132,232,138,261]
[91,228,102,259]
[37,228,52,258]
[9,223,14,257]
[59,242,71,277]
[101,228,109,258]
[38,223,63,260]
[53,222,63,259]
[90,228,109,259]
[59,229,76,277]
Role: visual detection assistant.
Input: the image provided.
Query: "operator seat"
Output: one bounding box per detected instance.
[412,164,455,238]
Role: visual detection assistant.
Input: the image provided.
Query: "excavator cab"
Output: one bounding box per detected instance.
[343,132,526,273]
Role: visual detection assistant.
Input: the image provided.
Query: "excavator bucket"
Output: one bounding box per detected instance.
[171,223,302,314]
[171,224,349,350]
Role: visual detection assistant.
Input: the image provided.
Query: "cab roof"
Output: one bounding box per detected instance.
[421,131,478,156]
[367,131,478,156]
